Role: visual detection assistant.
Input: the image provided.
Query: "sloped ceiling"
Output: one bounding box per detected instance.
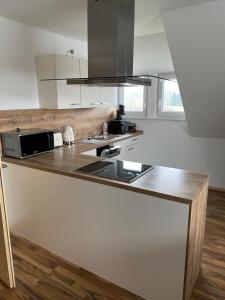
[161,0,225,138]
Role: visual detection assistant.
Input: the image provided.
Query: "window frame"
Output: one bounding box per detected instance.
[119,85,148,118]
[157,73,185,121]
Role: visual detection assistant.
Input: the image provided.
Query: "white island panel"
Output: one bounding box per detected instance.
[3,163,189,300]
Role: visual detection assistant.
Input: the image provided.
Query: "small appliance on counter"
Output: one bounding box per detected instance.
[108,104,129,135]
[108,120,128,135]
[53,131,63,148]
[62,126,75,145]
[102,122,108,135]
[127,121,136,133]
[1,128,54,159]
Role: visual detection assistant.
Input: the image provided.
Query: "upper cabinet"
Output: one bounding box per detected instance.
[36,54,81,109]
[99,87,118,107]
[80,59,118,108]
[36,55,118,109]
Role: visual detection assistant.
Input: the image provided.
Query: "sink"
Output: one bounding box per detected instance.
[95,134,118,140]
[82,134,120,144]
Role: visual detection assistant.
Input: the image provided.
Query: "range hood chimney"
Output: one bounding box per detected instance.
[67,0,152,87]
[88,0,135,78]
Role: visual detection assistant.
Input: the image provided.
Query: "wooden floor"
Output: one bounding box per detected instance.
[191,189,225,300]
[0,190,224,300]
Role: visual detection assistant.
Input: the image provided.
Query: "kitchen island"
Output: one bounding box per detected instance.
[1,132,208,300]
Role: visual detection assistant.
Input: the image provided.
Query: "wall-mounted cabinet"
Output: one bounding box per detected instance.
[79,59,99,108]
[80,86,118,108]
[36,54,81,109]
[99,87,118,107]
[80,60,118,108]
[36,55,118,109]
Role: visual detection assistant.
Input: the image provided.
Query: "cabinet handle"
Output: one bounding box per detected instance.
[100,102,108,105]
[2,164,8,169]
[127,147,134,151]
[70,103,80,106]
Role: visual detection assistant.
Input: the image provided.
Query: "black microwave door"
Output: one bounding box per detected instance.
[20,132,54,157]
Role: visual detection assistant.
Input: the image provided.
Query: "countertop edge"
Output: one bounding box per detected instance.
[1,158,205,205]
[1,131,209,205]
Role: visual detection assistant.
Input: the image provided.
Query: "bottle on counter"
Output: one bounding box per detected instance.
[102,122,108,135]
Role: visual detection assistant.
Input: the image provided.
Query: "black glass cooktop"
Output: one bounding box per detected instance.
[77,159,154,183]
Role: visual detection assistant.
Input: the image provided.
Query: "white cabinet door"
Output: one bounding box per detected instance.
[113,140,128,160]
[80,58,88,78]
[99,87,118,107]
[56,81,81,109]
[126,144,138,161]
[126,142,144,163]
[81,86,100,108]
[80,59,100,108]
[36,54,81,109]
[55,55,81,108]
[125,136,144,162]
[114,136,143,162]
[55,55,80,79]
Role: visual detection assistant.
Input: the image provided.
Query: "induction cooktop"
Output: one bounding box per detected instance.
[77,159,154,183]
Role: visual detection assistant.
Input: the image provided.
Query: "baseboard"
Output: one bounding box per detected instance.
[209,186,225,193]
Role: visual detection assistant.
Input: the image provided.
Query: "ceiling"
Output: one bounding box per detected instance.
[0,0,164,42]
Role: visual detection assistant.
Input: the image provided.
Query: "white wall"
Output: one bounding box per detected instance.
[0,17,86,110]
[134,32,174,75]
[133,32,225,189]
[135,119,225,188]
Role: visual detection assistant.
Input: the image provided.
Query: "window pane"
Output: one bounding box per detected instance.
[162,80,184,113]
[123,86,144,112]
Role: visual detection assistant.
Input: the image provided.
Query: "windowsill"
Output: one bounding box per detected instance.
[157,115,186,121]
[124,115,147,119]
[124,116,186,121]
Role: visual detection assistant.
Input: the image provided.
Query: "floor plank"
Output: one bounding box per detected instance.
[190,190,225,300]
[0,190,224,300]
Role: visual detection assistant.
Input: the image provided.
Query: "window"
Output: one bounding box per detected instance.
[119,86,147,117]
[158,74,185,120]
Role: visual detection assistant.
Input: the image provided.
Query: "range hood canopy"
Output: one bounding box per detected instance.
[41,0,172,87]
[67,75,153,87]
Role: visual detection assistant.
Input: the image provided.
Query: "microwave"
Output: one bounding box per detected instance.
[1,128,54,159]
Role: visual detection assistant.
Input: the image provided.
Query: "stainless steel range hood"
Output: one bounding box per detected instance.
[42,0,169,86]
[67,76,153,87]
[69,0,153,87]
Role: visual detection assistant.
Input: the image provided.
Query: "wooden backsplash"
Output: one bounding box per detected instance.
[0,107,117,140]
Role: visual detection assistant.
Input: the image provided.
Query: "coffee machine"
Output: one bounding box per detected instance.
[108,105,129,135]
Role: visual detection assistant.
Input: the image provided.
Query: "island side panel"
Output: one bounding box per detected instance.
[0,166,15,288]
[184,181,208,300]
[3,163,190,300]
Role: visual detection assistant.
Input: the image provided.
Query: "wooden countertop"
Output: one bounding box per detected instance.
[2,131,208,205]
